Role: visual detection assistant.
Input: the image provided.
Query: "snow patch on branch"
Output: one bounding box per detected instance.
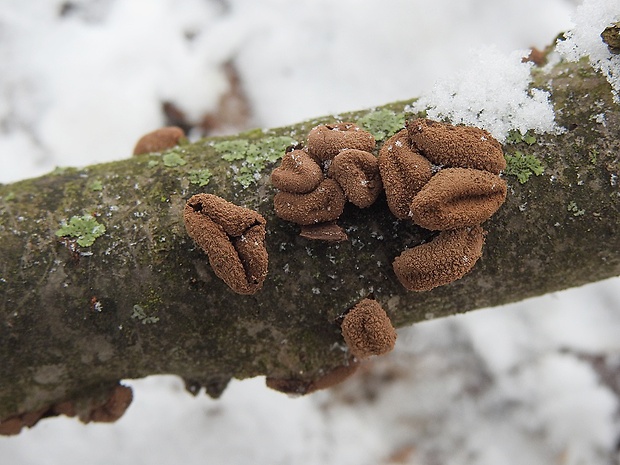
[555,0,620,103]
[412,47,561,143]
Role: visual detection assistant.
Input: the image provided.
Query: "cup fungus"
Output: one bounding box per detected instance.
[184,193,268,295]
[266,359,359,395]
[340,298,397,359]
[393,226,485,291]
[132,126,185,156]
[307,122,376,163]
[299,221,349,242]
[271,149,324,194]
[378,129,433,219]
[273,178,346,226]
[409,168,507,230]
[406,118,506,174]
[328,149,383,208]
[0,383,133,435]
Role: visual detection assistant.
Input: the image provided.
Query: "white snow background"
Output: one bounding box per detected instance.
[1,0,620,464]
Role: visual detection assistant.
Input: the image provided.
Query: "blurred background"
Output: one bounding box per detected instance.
[1,0,619,464]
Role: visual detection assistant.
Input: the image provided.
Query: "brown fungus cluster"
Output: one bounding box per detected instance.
[184,193,268,295]
[380,118,507,291]
[0,383,133,436]
[132,126,185,155]
[340,298,397,359]
[272,123,380,240]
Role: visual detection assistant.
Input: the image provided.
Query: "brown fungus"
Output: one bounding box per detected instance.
[328,149,383,208]
[299,221,349,242]
[84,384,134,423]
[266,360,359,395]
[409,167,507,230]
[406,118,506,174]
[307,122,376,163]
[273,178,346,226]
[341,298,397,359]
[393,226,485,291]
[132,126,185,155]
[271,149,324,194]
[378,129,433,219]
[184,193,268,295]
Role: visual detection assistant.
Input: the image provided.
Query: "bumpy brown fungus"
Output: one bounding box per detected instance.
[299,221,349,242]
[378,129,433,219]
[406,118,506,174]
[410,168,507,230]
[307,122,376,163]
[328,149,383,208]
[132,126,185,155]
[273,178,346,226]
[271,149,324,194]
[393,226,485,291]
[184,193,268,295]
[341,299,397,359]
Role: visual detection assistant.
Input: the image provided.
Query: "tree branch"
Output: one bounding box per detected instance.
[0,55,618,423]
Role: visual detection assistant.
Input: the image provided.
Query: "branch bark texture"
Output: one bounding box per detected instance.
[0,56,619,420]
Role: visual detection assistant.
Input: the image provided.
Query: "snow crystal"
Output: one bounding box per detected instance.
[555,0,620,102]
[412,47,562,142]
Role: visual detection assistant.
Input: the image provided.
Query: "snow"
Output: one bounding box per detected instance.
[412,48,562,142]
[1,0,620,464]
[556,0,620,102]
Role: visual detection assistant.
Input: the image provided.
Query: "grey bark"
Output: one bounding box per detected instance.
[0,55,618,421]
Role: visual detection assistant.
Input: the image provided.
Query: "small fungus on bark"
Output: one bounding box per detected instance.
[409,168,507,230]
[307,122,376,163]
[299,221,349,242]
[340,298,397,359]
[132,126,185,155]
[184,193,268,295]
[378,129,433,219]
[273,178,346,226]
[0,382,133,436]
[271,149,324,194]
[328,149,383,208]
[392,226,485,291]
[406,118,506,174]
[266,359,359,395]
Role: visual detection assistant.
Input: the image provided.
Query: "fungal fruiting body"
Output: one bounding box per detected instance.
[375,118,508,291]
[340,299,397,359]
[307,122,376,162]
[184,193,268,295]
[393,226,486,291]
[132,126,185,155]
[266,359,359,395]
[0,383,133,436]
[379,129,433,219]
[273,178,346,225]
[409,168,507,230]
[271,149,323,194]
[328,149,383,208]
[406,118,506,174]
[271,123,378,239]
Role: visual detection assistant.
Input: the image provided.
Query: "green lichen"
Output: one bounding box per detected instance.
[357,109,406,141]
[188,169,213,187]
[131,305,159,324]
[89,180,103,192]
[505,130,537,145]
[214,135,297,187]
[55,214,106,247]
[147,160,159,168]
[589,149,598,164]
[162,151,187,168]
[504,151,544,184]
[568,201,586,216]
[3,192,15,201]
